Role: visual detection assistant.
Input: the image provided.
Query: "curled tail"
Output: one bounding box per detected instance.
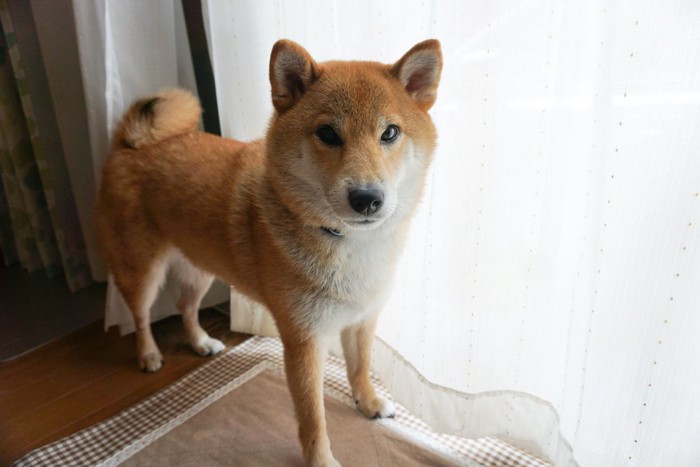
[112,88,202,149]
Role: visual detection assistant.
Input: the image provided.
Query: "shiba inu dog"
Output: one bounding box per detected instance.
[97,39,442,466]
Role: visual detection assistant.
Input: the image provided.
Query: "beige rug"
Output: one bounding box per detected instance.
[121,370,459,466]
[14,337,549,467]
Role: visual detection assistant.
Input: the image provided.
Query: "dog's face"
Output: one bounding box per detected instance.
[266,40,442,234]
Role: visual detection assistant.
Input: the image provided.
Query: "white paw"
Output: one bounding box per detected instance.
[139,351,164,372]
[309,454,341,467]
[356,395,396,419]
[192,336,225,356]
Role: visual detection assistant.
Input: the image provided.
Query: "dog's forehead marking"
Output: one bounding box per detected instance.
[314,64,399,129]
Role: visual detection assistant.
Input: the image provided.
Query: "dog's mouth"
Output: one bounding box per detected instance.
[342,217,383,231]
[320,218,382,238]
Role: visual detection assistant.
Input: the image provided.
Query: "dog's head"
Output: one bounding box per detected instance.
[266,40,442,235]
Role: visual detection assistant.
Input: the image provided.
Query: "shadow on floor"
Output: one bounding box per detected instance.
[0,264,106,361]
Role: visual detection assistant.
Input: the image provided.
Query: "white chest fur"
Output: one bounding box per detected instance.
[293,231,401,335]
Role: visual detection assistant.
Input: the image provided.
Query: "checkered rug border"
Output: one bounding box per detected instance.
[13,336,550,467]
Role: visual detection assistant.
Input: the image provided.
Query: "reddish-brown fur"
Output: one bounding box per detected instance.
[97,40,442,466]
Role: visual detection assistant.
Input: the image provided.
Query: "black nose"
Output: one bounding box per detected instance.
[348,188,384,215]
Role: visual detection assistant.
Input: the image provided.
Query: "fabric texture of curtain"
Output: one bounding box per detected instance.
[203,1,700,466]
[0,1,91,291]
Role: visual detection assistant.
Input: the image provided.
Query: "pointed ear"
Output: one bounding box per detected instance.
[391,39,443,111]
[269,40,319,113]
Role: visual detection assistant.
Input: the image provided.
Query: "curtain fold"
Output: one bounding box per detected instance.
[205,1,700,465]
[67,0,229,332]
[0,0,229,324]
[0,0,91,291]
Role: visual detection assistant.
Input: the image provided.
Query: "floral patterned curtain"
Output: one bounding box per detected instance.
[0,4,91,292]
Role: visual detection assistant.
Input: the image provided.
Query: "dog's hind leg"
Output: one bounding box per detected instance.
[341,314,396,419]
[111,250,168,373]
[171,252,225,357]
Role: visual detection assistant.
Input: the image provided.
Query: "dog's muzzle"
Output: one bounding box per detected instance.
[348,188,384,216]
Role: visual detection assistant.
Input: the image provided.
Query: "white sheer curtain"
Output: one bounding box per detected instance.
[204,1,700,466]
[67,0,228,332]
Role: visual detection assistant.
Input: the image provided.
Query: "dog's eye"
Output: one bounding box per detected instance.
[316,125,343,147]
[381,125,400,144]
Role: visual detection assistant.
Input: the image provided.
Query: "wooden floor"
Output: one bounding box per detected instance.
[0,309,250,466]
[0,264,106,361]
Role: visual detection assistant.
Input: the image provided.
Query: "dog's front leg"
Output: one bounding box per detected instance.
[281,334,340,467]
[341,314,396,419]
